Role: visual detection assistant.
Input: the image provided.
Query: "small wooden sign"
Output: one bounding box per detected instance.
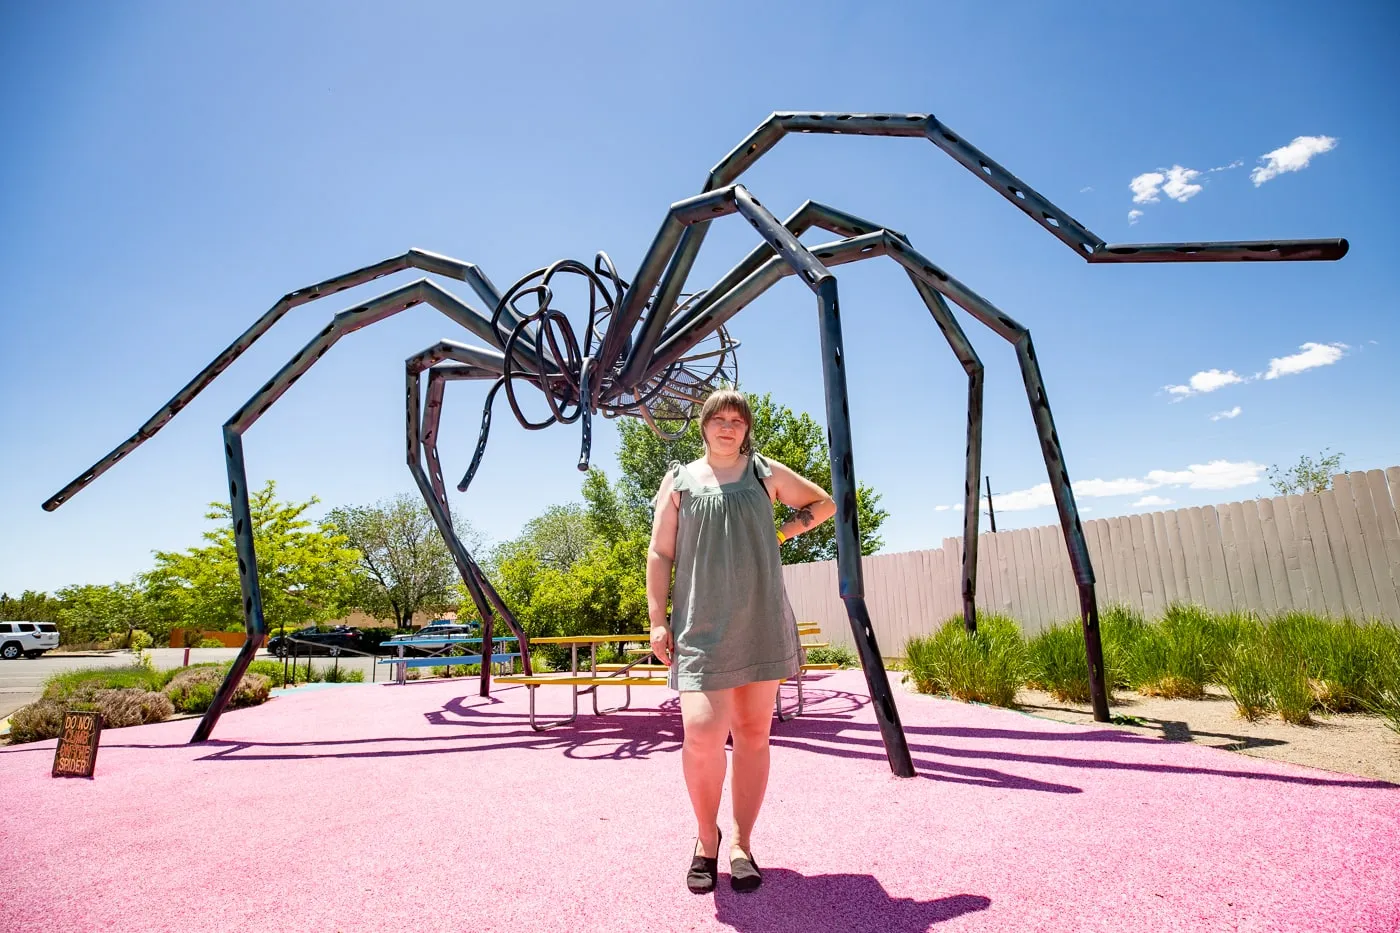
[52,709,102,778]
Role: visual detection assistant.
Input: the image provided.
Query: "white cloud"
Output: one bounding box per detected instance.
[1074,477,1156,497]
[1161,165,1203,202]
[1252,135,1337,186]
[1128,209,1144,224]
[1080,186,1094,193]
[991,483,1056,512]
[1164,369,1246,398]
[1146,459,1266,490]
[943,458,1267,514]
[1263,342,1347,379]
[1210,406,1242,421]
[1209,160,1243,173]
[934,504,951,512]
[1130,172,1165,204]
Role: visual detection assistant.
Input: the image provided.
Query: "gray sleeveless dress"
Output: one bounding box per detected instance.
[667,453,802,692]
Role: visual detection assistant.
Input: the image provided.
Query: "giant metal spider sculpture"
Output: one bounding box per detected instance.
[45,112,1346,778]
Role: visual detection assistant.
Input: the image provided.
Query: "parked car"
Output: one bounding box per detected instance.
[0,621,60,659]
[265,626,365,658]
[379,620,481,655]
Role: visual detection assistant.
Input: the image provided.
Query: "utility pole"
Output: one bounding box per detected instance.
[984,475,997,533]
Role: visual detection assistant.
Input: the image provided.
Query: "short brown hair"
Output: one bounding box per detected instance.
[698,389,753,455]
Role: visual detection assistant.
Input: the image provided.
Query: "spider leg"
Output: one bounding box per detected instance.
[640,202,985,631]
[43,252,534,511]
[407,345,535,695]
[186,283,529,742]
[606,111,1347,389]
[654,224,1112,722]
[628,185,916,775]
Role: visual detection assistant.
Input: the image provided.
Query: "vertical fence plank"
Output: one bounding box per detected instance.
[1342,472,1400,621]
[1389,467,1400,522]
[1366,470,1400,618]
[1044,523,1069,626]
[1173,507,1202,606]
[1317,488,1367,618]
[1139,513,1167,618]
[1238,500,1276,615]
[1183,507,1214,607]
[1285,494,1324,615]
[1007,529,1030,622]
[1026,526,1052,631]
[1081,519,1108,607]
[1301,492,1345,618]
[980,529,1002,610]
[1258,497,1298,613]
[1163,509,1193,605]
[1126,514,1154,617]
[1109,517,1137,611]
[1149,511,1177,607]
[1328,479,1384,619]
[1218,503,1250,609]
[1200,506,1234,611]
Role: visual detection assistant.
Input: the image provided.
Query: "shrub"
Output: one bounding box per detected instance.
[804,645,857,668]
[1264,650,1314,725]
[1218,643,1272,721]
[322,665,365,683]
[1026,623,1092,703]
[1123,605,1229,699]
[6,699,66,744]
[245,659,288,688]
[43,664,167,701]
[92,689,175,728]
[164,667,270,713]
[903,614,1026,707]
[1099,604,1148,689]
[127,630,154,650]
[196,639,225,649]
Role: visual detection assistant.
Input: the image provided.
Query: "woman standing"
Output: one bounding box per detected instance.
[647,390,836,893]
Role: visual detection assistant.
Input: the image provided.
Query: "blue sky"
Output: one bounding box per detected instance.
[2,2,1395,595]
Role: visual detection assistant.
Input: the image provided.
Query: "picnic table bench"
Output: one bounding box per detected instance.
[494,634,663,730]
[376,636,521,685]
[489,624,841,728]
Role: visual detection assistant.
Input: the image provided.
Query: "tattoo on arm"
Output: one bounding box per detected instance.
[792,506,815,529]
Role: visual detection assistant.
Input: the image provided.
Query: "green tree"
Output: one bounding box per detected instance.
[54,581,150,646]
[1268,448,1345,496]
[614,392,889,564]
[516,504,594,571]
[143,480,361,634]
[325,494,479,629]
[580,468,647,547]
[0,590,64,624]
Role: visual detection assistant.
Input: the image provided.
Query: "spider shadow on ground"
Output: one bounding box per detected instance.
[709,873,989,933]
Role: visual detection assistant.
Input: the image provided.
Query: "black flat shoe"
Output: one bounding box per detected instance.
[729,846,762,892]
[687,829,721,893]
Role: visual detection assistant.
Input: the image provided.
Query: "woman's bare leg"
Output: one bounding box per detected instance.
[728,678,782,855]
[680,688,733,857]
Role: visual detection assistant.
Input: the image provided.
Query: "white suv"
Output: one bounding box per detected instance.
[0,621,60,659]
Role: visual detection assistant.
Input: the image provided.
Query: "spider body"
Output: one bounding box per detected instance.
[45,112,1346,777]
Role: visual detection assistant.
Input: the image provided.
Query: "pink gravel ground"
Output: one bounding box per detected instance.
[1,670,1397,933]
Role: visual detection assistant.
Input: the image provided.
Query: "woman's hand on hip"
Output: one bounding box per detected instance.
[650,624,673,666]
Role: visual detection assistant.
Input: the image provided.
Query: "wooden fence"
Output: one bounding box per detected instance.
[784,467,1400,655]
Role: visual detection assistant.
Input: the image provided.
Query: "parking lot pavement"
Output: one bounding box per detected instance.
[0,648,381,721]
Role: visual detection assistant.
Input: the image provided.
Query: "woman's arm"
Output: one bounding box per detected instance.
[767,459,836,544]
[646,470,681,665]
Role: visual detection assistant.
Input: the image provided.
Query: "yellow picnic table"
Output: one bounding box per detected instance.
[495,633,663,730]
[495,626,838,729]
